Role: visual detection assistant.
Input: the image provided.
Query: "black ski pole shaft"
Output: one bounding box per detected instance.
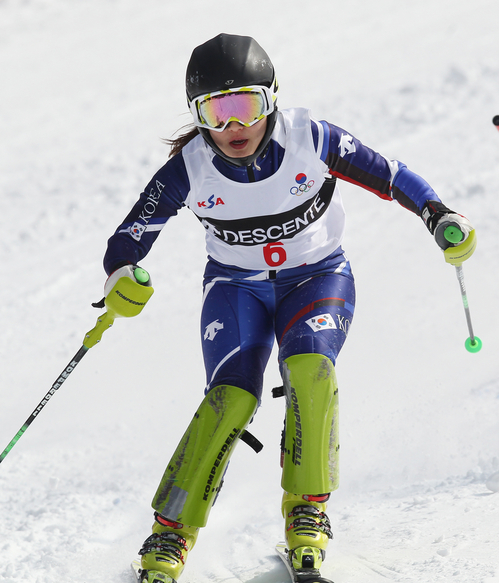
[0,310,115,465]
[0,346,88,463]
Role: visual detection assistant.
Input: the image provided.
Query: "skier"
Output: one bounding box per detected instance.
[102,33,476,583]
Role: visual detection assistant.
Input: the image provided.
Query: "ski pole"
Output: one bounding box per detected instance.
[443,225,482,353]
[0,266,153,465]
[0,311,116,464]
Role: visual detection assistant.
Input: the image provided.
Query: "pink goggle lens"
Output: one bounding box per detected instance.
[198,92,266,129]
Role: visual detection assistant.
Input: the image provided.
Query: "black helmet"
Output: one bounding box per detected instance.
[186,33,278,167]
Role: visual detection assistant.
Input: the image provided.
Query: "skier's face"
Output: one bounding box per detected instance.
[208,117,268,160]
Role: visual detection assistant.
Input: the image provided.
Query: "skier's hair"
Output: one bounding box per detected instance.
[164,125,200,158]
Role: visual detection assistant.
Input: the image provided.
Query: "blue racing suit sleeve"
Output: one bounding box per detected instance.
[311,119,441,214]
[103,152,190,275]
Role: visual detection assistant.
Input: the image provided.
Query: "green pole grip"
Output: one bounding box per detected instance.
[133,267,150,284]
[444,224,464,244]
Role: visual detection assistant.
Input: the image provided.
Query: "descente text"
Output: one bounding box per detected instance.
[201,194,328,246]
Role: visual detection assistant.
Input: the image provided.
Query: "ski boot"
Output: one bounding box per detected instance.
[282,492,332,571]
[137,513,199,583]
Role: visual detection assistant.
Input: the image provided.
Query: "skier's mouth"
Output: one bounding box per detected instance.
[230,139,248,150]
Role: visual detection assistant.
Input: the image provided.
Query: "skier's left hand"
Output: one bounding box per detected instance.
[422,200,476,264]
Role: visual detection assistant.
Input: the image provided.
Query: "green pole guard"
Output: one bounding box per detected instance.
[104,270,154,318]
[444,229,476,266]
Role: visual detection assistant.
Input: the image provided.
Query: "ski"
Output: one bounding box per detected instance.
[131,560,144,583]
[131,560,173,583]
[133,547,333,583]
[275,543,334,583]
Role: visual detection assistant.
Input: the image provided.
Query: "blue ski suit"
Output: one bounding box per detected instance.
[104,108,441,402]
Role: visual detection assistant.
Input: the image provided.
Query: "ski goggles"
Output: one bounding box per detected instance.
[189,85,277,132]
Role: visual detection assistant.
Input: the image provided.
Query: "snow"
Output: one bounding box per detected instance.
[1,0,499,581]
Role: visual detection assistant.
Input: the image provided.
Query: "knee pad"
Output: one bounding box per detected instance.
[281,354,339,495]
[152,385,258,527]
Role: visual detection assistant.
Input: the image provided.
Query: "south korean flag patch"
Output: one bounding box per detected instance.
[130,221,146,241]
[306,313,337,332]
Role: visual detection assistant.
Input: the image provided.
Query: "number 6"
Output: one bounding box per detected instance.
[263,241,287,267]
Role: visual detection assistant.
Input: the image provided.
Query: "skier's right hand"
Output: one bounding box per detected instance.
[103,264,154,317]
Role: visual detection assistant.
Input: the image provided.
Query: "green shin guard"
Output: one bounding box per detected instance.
[281,354,339,495]
[152,385,258,527]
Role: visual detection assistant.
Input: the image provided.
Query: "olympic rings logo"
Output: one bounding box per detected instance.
[290,173,315,196]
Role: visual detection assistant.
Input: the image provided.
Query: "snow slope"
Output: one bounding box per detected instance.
[1,1,499,582]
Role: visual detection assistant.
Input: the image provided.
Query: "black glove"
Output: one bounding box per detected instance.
[421,200,474,250]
